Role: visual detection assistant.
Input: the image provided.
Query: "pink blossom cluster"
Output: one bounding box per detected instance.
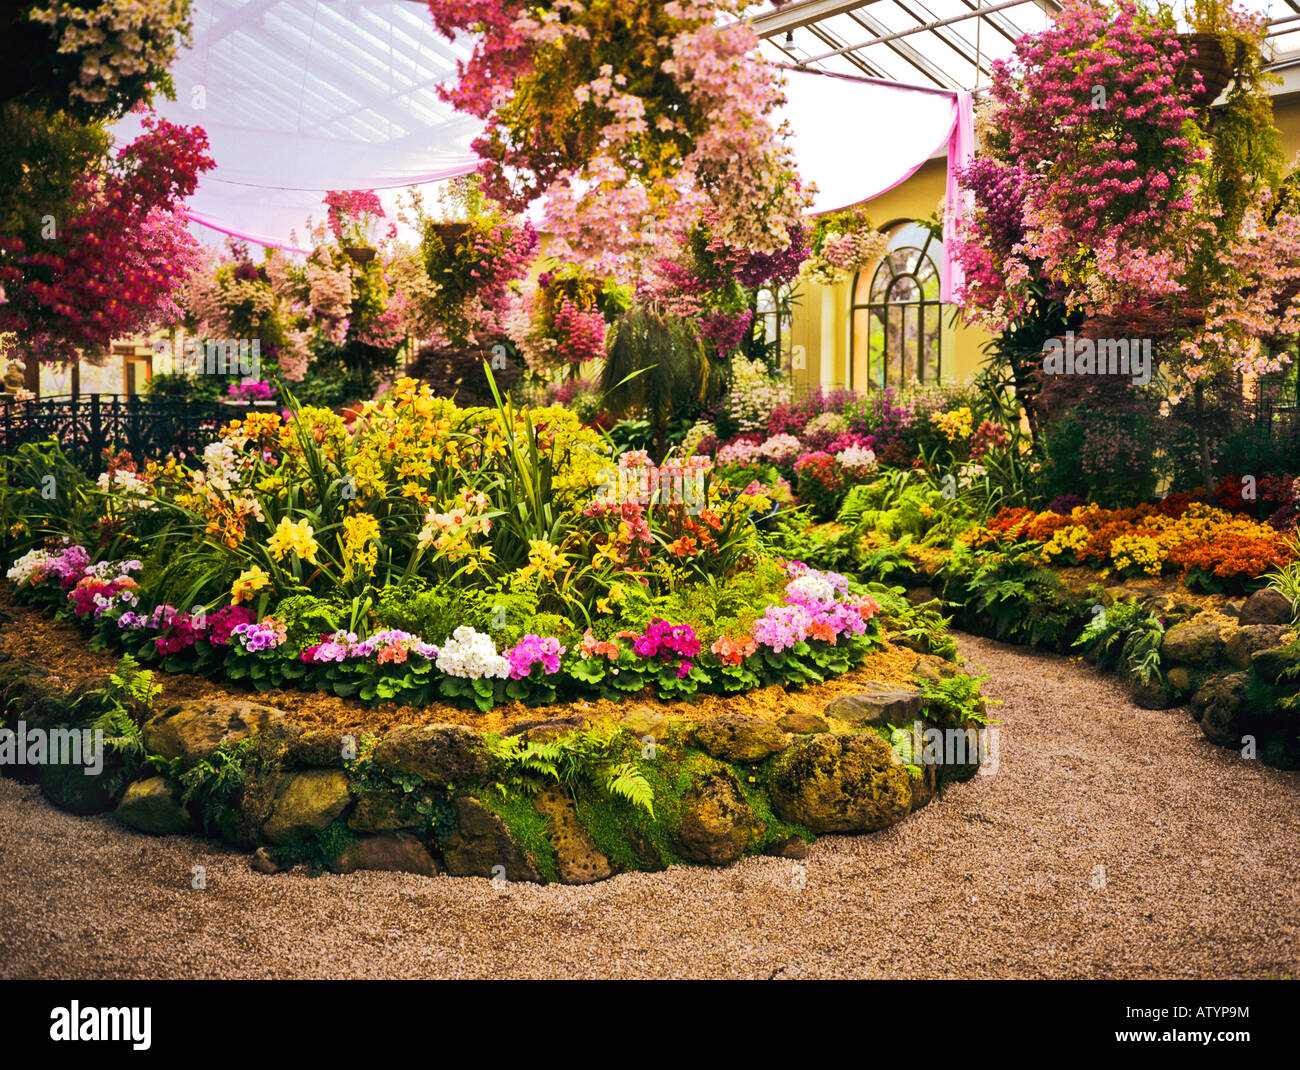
[954,0,1217,328]
[428,0,810,281]
[300,629,439,664]
[0,113,213,362]
[750,562,881,651]
[504,634,567,679]
[631,619,701,679]
[552,297,607,364]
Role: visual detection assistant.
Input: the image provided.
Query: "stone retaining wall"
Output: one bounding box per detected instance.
[0,654,985,884]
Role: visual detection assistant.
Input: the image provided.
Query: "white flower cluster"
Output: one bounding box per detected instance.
[758,433,801,461]
[725,357,791,434]
[200,441,241,494]
[785,573,837,607]
[6,549,49,587]
[29,1,190,107]
[835,445,877,472]
[435,626,511,680]
[957,463,987,490]
[96,469,155,511]
[680,419,716,457]
[803,412,847,439]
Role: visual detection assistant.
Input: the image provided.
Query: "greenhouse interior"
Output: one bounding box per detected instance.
[0,0,1296,1002]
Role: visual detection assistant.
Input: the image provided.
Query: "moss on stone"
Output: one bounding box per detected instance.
[475,788,561,884]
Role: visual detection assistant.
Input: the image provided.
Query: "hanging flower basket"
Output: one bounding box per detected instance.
[1174,33,1239,107]
[427,222,471,253]
[344,245,377,265]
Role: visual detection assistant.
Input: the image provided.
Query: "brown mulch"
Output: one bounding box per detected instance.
[0,596,929,736]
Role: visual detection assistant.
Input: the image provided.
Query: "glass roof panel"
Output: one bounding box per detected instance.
[751,1,1298,91]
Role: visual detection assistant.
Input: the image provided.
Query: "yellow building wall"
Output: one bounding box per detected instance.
[793,91,1300,394]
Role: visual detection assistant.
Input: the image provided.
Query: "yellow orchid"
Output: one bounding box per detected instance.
[266,517,319,564]
[231,565,271,604]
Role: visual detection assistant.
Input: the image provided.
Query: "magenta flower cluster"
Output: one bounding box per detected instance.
[632,619,701,679]
[504,634,566,679]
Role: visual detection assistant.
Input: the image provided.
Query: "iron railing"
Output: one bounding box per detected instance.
[0,394,229,474]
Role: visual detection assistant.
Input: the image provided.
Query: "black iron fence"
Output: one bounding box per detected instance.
[0,394,229,474]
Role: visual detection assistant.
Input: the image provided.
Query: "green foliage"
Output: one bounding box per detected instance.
[274,595,345,651]
[485,728,656,816]
[1072,598,1166,686]
[174,736,262,833]
[612,559,786,640]
[0,440,102,562]
[941,543,1089,649]
[915,670,995,728]
[1265,535,1300,624]
[601,304,719,460]
[268,818,359,872]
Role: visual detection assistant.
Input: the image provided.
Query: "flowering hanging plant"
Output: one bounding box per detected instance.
[400,178,537,350]
[801,206,888,286]
[426,0,811,279]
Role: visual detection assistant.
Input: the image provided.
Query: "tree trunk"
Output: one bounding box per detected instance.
[1195,380,1214,495]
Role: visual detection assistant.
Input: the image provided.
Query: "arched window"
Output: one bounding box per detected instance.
[850,222,942,392]
[748,284,792,371]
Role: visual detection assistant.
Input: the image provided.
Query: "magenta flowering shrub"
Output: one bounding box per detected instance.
[227,381,277,403]
[155,608,200,655]
[207,605,257,646]
[631,619,701,678]
[766,387,858,438]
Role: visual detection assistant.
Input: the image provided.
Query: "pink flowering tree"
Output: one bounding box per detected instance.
[0,111,213,364]
[953,0,1293,490]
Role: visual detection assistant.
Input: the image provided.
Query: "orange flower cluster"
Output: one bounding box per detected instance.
[1165,535,1289,580]
[710,634,757,665]
[967,497,1293,584]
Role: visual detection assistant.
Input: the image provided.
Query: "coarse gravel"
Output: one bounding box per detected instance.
[0,632,1297,979]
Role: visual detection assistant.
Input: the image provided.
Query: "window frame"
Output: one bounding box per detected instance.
[849,222,943,392]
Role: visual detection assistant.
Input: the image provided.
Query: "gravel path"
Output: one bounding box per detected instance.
[1,633,1297,979]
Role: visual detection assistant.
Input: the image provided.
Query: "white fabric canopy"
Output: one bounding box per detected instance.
[777,68,960,215]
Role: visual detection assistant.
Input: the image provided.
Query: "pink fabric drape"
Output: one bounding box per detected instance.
[941,91,975,303]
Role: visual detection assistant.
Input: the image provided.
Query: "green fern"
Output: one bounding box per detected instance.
[602,761,655,816]
[486,730,656,814]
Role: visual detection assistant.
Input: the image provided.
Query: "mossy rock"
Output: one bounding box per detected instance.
[1160,623,1225,668]
[283,728,353,769]
[533,787,615,883]
[1251,645,1300,685]
[440,795,542,882]
[39,759,119,815]
[261,769,352,845]
[672,769,765,865]
[116,776,195,834]
[327,833,440,876]
[347,789,427,834]
[143,699,286,764]
[767,733,913,834]
[1192,672,1251,748]
[692,713,787,764]
[372,724,488,787]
